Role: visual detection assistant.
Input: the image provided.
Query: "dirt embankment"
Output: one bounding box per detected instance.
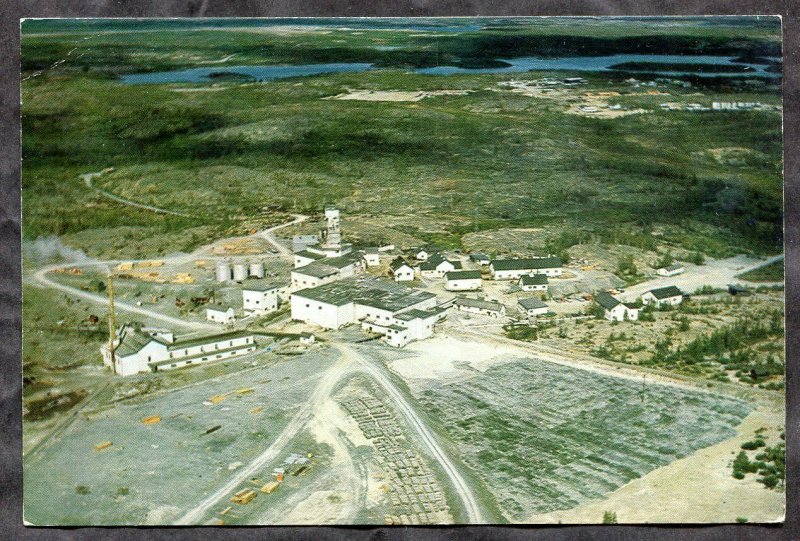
[525,406,785,524]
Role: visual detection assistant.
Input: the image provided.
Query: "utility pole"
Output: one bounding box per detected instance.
[107,273,117,373]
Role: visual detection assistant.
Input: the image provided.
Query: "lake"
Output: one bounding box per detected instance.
[120,54,780,84]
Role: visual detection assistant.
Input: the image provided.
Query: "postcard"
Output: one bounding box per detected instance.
[20,16,784,526]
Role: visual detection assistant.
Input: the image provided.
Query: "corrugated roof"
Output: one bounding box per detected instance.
[520,274,548,285]
[115,328,158,358]
[242,282,278,292]
[445,270,482,281]
[518,297,548,310]
[648,285,683,299]
[454,297,504,312]
[292,277,435,312]
[491,257,562,271]
[595,291,621,310]
[294,249,326,260]
[292,262,338,279]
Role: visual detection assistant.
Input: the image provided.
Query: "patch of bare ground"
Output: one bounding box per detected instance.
[526,406,784,524]
[324,89,473,102]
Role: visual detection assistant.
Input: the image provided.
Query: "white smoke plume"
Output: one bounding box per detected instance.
[23,236,94,265]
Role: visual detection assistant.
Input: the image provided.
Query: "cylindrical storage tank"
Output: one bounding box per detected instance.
[249,261,265,278]
[233,263,248,282]
[215,260,231,283]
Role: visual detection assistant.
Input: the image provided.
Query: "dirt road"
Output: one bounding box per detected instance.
[339,344,485,524]
[81,172,192,217]
[618,254,784,301]
[173,352,356,525]
[174,342,485,525]
[255,214,308,259]
[31,263,219,332]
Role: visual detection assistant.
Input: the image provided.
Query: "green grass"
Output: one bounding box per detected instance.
[21,20,784,259]
[737,259,784,282]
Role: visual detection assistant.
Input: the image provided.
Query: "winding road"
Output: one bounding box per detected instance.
[28,213,484,524]
[82,172,192,217]
[173,343,484,525]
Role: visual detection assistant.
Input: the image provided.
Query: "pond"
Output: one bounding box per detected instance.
[119,54,780,84]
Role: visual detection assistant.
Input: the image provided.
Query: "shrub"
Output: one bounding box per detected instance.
[602,511,618,524]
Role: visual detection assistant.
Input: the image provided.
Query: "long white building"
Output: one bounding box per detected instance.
[290,277,438,331]
[101,325,259,376]
[489,257,563,280]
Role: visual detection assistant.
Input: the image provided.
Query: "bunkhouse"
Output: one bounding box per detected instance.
[389,256,415,282]
[489,257,563,280]
[518,297,548,318]
[642,285,684,307]
[101,325,258,376]
[519,273,548,292]
[594,291,639,322]
[444,270,482,291]
[453,297,506,318]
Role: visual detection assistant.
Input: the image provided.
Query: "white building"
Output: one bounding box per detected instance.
[290,253,362,291]
[290,277,437,331]
[469,253,491,266]
[519,274,548,292]
[595,292,639,322]
[292,234,319,253]
[419,254,461,279]
[362,307,446,348]
[518,297,548,318]
[389,257,415,282]
[101,326,258,376]
[206,305,235,324]
[415,248,436,261]
[305,205,353,258]
[362,248,380,267]
[656,263,685,277]
[242,283,279,315]
[490,257,563,280]
[444,270,482,291]
[641,285,684,308]
[294,249,326,268]
[453,297,506,318]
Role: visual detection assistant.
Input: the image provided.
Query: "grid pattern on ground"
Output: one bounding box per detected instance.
[415,360,752,520]
[340,393,452,525]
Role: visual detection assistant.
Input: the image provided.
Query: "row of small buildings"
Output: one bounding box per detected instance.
[596,285,684,321]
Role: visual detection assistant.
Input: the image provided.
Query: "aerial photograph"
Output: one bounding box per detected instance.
[20,17,784,526]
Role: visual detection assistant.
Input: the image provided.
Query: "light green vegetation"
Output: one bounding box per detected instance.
[737,259,784,282]
[415,360,751,520]
[530,291,785,388]
[21,19,782,260]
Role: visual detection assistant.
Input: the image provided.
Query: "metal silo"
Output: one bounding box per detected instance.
[215,260,231,283]
[233,263,248,282]
[249,261,265,278]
